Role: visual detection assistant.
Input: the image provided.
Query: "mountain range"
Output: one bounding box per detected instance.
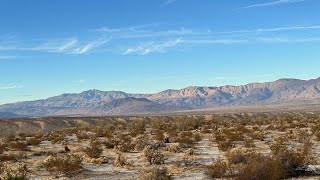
[1,77,320,117]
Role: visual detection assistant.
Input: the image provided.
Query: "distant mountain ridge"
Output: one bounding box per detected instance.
[1,77,320,117]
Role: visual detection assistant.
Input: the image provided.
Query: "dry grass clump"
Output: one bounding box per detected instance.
[83,140,103,158]
[0,162,28,180]
[244,138,255,148]
[164,145,180,153]
[26,137,42,146]
[205,158,228,178]
[0,152,24,162]
[226,149,257,165]
[143,146,165,165]
[114,153,129,167]
[76,132,90,140]
[8,141,29,151]
[236,154,282,180]
[43,153,83,177]
[139,166,171,180]
[114,134,135,152]
[176,131,198,148]
[0,143,6,154]
[217,140,235,152]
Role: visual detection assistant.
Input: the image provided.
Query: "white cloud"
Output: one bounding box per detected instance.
[0,55,17,59]
[0,85,24,90]
[33,38,78,52]
[243,0,306,9]
[72,37,111,54]
[183,39,248,44]
[163,0,178,6]
[73,80,86,84]
[123,38,182,55]
[257,37,320,43]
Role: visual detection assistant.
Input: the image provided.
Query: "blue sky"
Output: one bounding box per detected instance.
[1,0,320,104]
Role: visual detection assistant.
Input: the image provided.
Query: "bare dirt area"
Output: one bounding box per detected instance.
[0,112,320,179]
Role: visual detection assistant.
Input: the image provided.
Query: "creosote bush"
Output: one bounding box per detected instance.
[0,163,28,180]
[84,140,103,158]
[143,146,165,165]
[43,154,83,177]
[114,153,129,167]
[205,159,228,178]
[139,166,171,180]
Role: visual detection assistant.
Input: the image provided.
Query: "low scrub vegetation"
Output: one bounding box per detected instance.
[0,112,319,179]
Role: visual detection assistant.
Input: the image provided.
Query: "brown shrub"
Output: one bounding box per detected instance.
[43,154,83,177]
[139,166,171,180]
[84,140,103,158]
[237,154,282,180]
[205,159,228,178]
[114,153,128,167]
[217,140,235,152]
[0,163,28,180]
[8,141,29,151]
[26,137,42,146]
[143,146,165,165]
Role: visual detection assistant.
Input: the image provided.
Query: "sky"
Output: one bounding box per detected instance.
[1,0,320,104]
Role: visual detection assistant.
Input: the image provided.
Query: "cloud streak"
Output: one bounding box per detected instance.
[123,38,183,55]
[163,0,178,6]
[243,0,306,9]
[0,85,24,90]
[0,55,17,59]
[1,24,320,56]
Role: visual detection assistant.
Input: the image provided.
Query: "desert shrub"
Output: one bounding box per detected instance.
[94,128,112,138]
[84,140,103,158]
[76,132,90,140]
[214,133,226,142]
[139,166,171,180]
[0,163,28,180]
[114,134,135,152]
[46,133,65,144]
[134,135,149,151]
[43,154,83,177]
[244,138,255,148]
[193,133,202,142]
[269,137,314,178]
[227,149,257,165]
[176,131,195,148]
[205,159,228,178]
[0,152,24,162]
[164,145,180,153]
[155,130,165,141]
[26,137,42,146]
[8,141,29,151]
[316,132,320,141]
[143,146,165,165]
[130,120,146,137]
[237,154,282,180]
[114,153,128,167]
[217,140,235,152]
[0,143,6,154]
[104,139,119,149]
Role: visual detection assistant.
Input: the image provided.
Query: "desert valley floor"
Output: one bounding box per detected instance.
[0,111,320,179]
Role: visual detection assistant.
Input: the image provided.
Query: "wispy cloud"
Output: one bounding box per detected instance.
[0,36,110,55]
[72,37,111,54]
[0,85,24,90]
[243,0,306,9]
[2,23,320,56]
[73,80,86,84]
[163,0,178,6]
[0,55,17,59]
[31,38,78,53]
[123,38,182,55]
[257,37,320,43]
